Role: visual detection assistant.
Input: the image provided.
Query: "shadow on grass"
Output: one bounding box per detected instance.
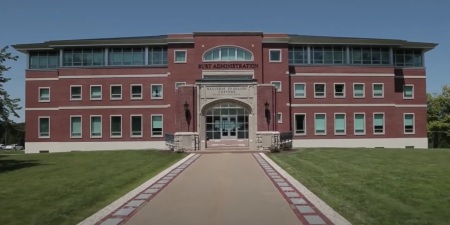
[0,155,41,173]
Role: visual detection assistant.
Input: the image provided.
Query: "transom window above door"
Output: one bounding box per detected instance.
[203,46,253,62]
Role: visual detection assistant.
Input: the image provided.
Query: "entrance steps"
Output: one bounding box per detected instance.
[187,146,268,154]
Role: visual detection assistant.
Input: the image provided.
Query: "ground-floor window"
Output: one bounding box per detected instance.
[70,116,82,138]
[294,114,306,135]
[334,113,346,135]
[354,113,365,135]
[39,117,50,138]
[404,114,415,134]
[205,103,248,139]
[314,114,326,135]
[91,116,102,138]
[131,115,142,137]
[151,115,163,136]
[373,113,385,134]
[110,116,122,137]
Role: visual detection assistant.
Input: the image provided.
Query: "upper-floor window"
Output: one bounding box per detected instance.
[311,46,346,64]
[63,48,104,67]
[109,47,145,66]
[174,50,187,63]
[203,46,253,62]
[148,47,168,65]
[39,87,50,102]
[269,49,282,62]
[403,85,414,99]
[29,51,59,69]
[394,49,422,67]
[350,47,390,65]
[288,46,307,65]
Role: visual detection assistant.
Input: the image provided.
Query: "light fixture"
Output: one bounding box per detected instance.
[184,101,189,111]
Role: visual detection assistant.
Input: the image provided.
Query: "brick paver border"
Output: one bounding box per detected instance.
[253,153,344,225]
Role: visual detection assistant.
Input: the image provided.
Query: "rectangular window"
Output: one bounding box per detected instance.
[131,85,142,99]
[29,51,59,69]
[404,114,415,134]
[403,85,414,99]
[148,47,168,65]
[151,115,163,137]
[70,116,82,138]
[277,113,282,123]
[39,87,50,102]
[39,117,50,138]
[373,113,384,134]
[354,113,365,135]
[314,114,326,135]
[288,46,307,64]
[110,116,122,138]
[90,116,102,138]
[70,85,82,100]
[271,81,282,92]
[394,49,422,67]
[174,50,187,63]
[109,48,145,66]
[110,85,122,100]
[175,82,186,90]
[351,47,390,65]
[90,85,102,100]
[151,84,163,99]
[131,115,142,137]
[334,114,346,135]
[294,83,305,98]
[353,83,364,98]
[311,46,346,64]
[295,114,306,135]
[334,83,345,98]
[373,84,384,98]
[63,48,104,67]
[269,49,282,62]
[314,83,326,98]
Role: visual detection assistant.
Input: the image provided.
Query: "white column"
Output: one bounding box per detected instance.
[59,49,63,67]
[346,46,350,64]
[145,47,149,65]
[307,46,311,64]
[389,47,394,65]
[105,48,109,66]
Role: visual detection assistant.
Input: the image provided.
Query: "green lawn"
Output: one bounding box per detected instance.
[0,150,185,225]
[269,148,450,225]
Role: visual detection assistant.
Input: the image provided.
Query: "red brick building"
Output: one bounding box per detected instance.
[13,32,437,153]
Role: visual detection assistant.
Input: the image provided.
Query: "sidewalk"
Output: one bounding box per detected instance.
[125,153,302,225]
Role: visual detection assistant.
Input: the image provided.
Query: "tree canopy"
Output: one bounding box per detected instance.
[427,85,450,132]
[0,46,21,124]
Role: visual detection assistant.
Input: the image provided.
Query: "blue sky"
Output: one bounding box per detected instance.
[1,0,449,122]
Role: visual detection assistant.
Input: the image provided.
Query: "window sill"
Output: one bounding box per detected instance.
[70,99,82,101]
[294,96,306,99]
[110,136,122,139]
[131,135,143,138]
[70,136,82,139]
[90,98,102,101]
[38,136,50,139]
[151,135,163,138]
[354,133,366,136]
[39,100,50,103]
[353,96,365,99]
[90,136,103,139]
[110,98,123,101]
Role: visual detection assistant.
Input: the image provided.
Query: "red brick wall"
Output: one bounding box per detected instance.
[257,85,276,131]
[176,86,196,132]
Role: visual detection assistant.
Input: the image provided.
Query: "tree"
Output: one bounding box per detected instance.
[0,46,21,124]
[427,85,450,147]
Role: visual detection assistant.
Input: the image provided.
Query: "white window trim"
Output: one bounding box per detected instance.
[38,116,50,138]
[334,113,346,135]
[38,87,50,102]
[70,115,82,138]
[314,113,327,135]
[175,82,187,90]
[269,49,282,62]
[70,85,82,101]
[174,50,187,63]
[130,114,143,138]
[353,83,365,98]
[354,113,366,135]
[373,112,385,135]
[294,113,307,136]
[110,115,122,138]
[130,84,143,100]
[314,83,326,98]
[372,83,384,98]
[404,113,415,134]
[293,83,306,98]
[90,115,102,138]
[110,84,122,100]
[277,113,282,123]
[151,114,164,137]
[90,85,102,100]
[151,84,163,99]
[334,83,346,98]
[271,81,282,92]
[403,84,414,99]
[202,45,254,62]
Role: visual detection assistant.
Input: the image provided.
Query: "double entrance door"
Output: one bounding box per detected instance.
[220,116,237,139]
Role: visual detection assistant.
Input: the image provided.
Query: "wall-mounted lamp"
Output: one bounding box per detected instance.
[264,101,270,110]
[184,101,189,111]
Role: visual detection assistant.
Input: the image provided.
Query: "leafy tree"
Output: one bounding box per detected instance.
[0,46,21,124]
[427,85,450,147]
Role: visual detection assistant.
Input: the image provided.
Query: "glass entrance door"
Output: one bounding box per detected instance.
[221,116,237,139]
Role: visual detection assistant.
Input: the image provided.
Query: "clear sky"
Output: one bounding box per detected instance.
[1,0,449,122]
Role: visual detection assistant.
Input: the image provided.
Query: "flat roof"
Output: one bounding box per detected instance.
[12,32,438,53]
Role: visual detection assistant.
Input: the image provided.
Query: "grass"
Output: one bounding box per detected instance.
[0,150,185,225]
[269,148,450,225]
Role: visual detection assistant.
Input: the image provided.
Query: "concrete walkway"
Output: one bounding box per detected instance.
[125,153,301,225]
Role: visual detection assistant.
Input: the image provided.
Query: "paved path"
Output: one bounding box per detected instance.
[95,153,338,225]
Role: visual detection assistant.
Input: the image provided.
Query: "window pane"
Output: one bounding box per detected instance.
[91,86,101,98]
[131,116,142,136]
[315,114,325,133]
[30,53,39,69]
[71,117,81,137]
[175,51,186,62]
[295,84,305,97]
[374,114,384,126]
[404,115,414,126]
[404,86,413,97]
[40,88,50,100]
[295,115,305,134]
[71,86,81,99]
[91,117,102,136]
[152,116,163,136]
[335,114,345,133]
[151,85,163,98]
[39,118,49,136]
[354,84,364,96]
[270,50,281,61]
[111,116,121,136]
[354,114,365,133]
[373,84,383,96]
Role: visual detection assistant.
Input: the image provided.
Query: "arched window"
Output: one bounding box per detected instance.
[203,46,253,62]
